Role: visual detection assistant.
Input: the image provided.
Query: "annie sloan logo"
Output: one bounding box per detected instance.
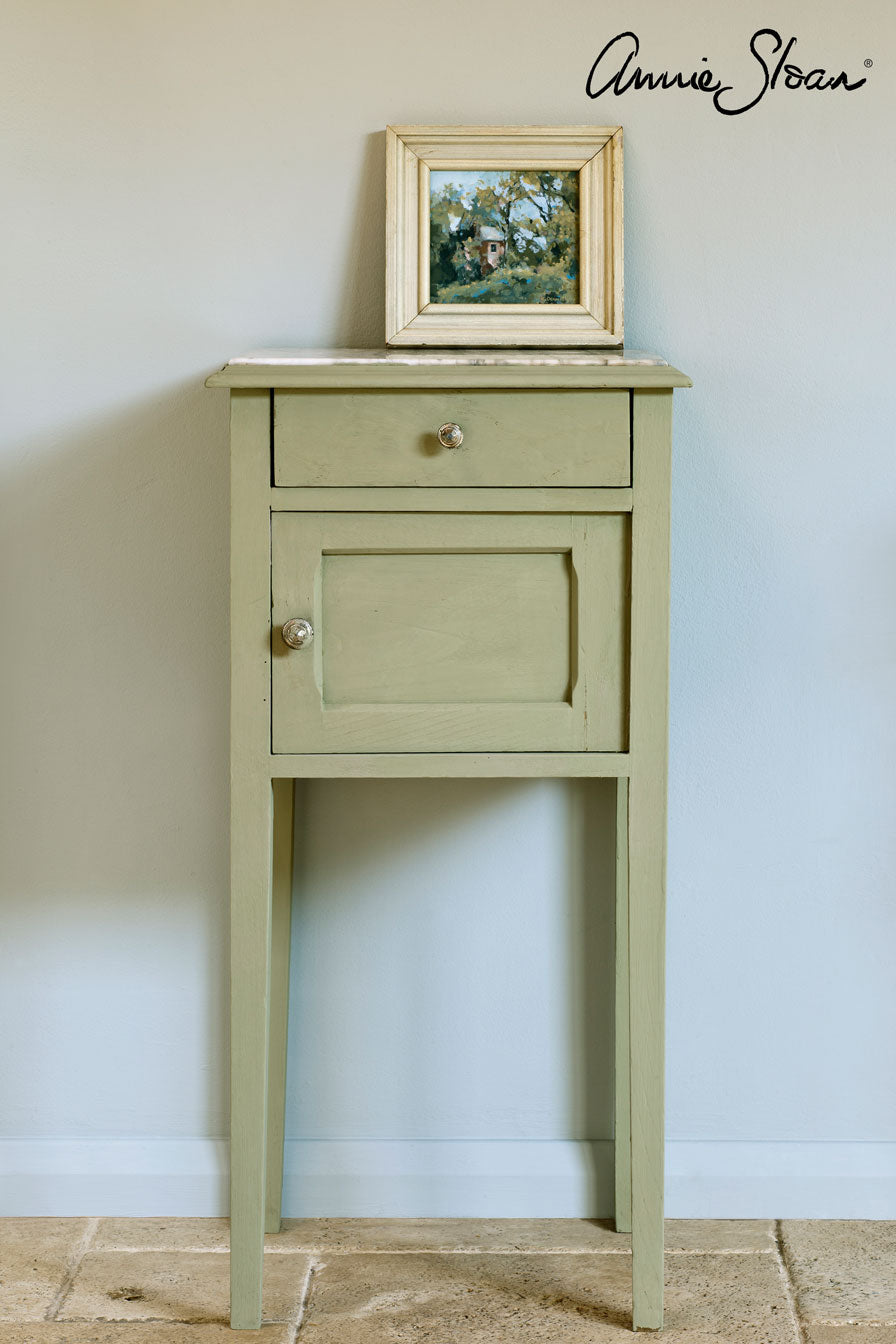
[586,29,870,115]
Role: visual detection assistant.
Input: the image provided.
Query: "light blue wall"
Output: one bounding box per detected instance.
[1,0,894,1216]
[286,780,615,1141]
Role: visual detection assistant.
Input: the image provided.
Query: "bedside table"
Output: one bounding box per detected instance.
[207,347,691,1330]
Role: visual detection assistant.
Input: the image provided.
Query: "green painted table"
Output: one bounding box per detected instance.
[207,348,691,1330]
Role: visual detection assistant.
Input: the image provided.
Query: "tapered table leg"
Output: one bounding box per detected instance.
[265,779,295,1234]
[629,771,666,1329]
[629,390,672,1330]
[614,777,632,1235]
[230,774,274,1330]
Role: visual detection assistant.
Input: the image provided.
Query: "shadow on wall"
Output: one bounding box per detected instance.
[333,131,387,346]
[0,381,230,1134]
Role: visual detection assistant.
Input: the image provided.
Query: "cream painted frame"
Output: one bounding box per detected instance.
[386,125,623,346]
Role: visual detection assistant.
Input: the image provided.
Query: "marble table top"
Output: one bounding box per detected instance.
[216,347,670,368]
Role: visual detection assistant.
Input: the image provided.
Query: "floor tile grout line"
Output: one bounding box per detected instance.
[44,1216,99,1321]
[57,1315,282,1326]
[264,1246,775,1256]
[289,1255,319,1341]
[774,1219,808,1344]
[665,1247,774,1256]
[813,1320,896,1329]
[84,1244,775,1256]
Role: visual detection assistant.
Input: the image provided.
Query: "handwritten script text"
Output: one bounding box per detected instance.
[585,30,868,115]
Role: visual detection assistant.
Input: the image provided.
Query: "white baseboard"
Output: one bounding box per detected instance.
[0,1139,229,1216]
[666,1140,896,1219]
[2,1138,895,1218]
[281,1140,613,1217]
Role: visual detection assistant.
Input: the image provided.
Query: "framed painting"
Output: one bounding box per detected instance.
[386,125,623,346]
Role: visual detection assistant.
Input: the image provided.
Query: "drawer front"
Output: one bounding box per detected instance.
[273,389,630,487]
[272,512,628,754]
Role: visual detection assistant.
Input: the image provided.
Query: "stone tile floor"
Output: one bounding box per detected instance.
[0,1218,893,1341]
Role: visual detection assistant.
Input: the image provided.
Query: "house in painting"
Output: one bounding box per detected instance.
[474,225,506,273]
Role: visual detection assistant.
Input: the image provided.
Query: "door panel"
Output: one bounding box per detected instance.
[321,551,571,705]
[271,512,627,753]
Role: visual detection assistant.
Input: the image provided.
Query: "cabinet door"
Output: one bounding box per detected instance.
[271,512,627,753]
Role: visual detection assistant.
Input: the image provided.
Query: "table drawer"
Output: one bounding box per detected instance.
[273,389,630,487]
[271,511,629,754]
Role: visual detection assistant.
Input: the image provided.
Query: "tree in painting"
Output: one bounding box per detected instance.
[429,170,579,304]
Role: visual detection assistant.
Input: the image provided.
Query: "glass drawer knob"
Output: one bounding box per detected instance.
[437,422,464,449]
[281,618,314,650]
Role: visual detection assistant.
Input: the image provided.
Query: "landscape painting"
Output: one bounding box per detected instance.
[429,169,579,305]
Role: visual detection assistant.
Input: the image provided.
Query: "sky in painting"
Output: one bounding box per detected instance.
[430,170,561,226]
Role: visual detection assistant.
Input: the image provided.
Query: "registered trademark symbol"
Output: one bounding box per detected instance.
[865,58,873,67]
